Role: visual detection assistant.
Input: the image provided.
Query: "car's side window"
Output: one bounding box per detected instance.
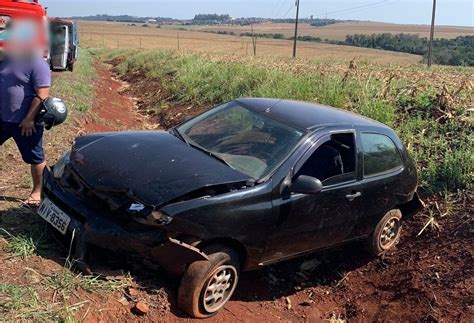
[361,133,403,177]
[297,133,357,186]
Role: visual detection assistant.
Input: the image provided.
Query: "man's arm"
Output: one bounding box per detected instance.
[19,87,50,137]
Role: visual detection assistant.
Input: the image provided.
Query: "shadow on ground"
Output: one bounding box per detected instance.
[0,202,377,319]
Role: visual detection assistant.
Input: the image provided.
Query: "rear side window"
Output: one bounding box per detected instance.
[361,133,402,177]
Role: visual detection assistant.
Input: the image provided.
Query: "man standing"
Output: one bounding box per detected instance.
[0,55,51,206]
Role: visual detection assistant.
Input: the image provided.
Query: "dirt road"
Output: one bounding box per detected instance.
[0,61,472,322]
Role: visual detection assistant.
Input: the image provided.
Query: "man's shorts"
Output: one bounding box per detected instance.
[0,121,45,165]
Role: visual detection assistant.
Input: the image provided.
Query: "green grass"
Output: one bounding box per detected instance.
[98,49,473,194]
[0,229,38,258]
[51,48,95,113]
[45,266,131,297]
[0,284,41,312]
[0,208,53,258]
[0,283,86,321]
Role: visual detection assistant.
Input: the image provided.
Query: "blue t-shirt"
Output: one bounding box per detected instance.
[0,57,51,123]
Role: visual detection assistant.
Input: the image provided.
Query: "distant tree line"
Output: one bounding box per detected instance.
[240,32,285,39]
[208,29,472,66]
[193,14,231,24]
[345,34,473,66]
[310,19,339,27]
[71,14,174,23]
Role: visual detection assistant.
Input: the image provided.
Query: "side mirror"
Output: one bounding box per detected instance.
[291,175,323,195]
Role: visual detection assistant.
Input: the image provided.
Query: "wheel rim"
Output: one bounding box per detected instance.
[202,265,238,313]
[380,217,400,249]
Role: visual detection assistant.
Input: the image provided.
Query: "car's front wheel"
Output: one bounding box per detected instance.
[370,209,402,256]
[177,245,240,318]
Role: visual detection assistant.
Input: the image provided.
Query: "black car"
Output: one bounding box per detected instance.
[38,99,423,318]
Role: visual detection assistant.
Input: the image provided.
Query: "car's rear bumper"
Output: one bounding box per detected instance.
[401,191,426,219]
[41,168,208,274]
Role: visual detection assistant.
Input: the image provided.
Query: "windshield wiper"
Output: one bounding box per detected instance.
[170,128,188,144]
[188,142,235,169]
[171,129,234,169]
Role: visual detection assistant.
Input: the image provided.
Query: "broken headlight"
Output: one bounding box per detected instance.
[53,152,70,179]
[148,210,173,226]
[128,203,173,226]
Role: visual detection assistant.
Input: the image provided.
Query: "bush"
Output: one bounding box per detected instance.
[345,34,473,67]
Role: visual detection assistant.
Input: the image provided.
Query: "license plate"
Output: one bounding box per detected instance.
[38,198,71,235]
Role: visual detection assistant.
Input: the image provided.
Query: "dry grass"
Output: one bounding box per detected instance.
[185,21,474,41]
[78,21,422,64]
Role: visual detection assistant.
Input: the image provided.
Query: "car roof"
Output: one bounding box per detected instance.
[49,17,75,24]
[236,98,388,131]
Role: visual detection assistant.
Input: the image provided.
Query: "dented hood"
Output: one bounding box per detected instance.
[70,131,251,206]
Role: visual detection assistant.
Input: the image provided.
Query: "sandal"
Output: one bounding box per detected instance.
[24,196,41,208]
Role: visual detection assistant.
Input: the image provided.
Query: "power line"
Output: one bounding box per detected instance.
[273,0,287,18]
[314,0,399,19]
[281,2,296,18]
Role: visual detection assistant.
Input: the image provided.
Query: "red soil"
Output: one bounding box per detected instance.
[1,62,471,322]
[85,63,472,322]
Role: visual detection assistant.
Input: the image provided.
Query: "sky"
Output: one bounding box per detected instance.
[42,0,473,27]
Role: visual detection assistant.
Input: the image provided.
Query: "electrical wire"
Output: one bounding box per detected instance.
[272,0,287,18]
[333,1,400,19]
[315,0,400,19]
[281,2,296,19]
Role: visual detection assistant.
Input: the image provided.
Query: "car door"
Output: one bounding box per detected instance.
[50,25,69,70]
[351,131,405,238]
[262,131,362,263]
[72,23,79,60]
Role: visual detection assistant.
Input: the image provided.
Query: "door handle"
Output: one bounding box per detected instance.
[346,192,362,201]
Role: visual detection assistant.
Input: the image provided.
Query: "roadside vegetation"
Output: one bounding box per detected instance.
[344,34,474,66]
[51,49,95,112]
[100,49,473,195]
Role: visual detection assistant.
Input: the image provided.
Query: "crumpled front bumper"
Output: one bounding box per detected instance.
[41,168,208,274]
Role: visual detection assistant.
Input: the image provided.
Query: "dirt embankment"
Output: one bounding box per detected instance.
[109,61,474,322]
[1,61,472,322]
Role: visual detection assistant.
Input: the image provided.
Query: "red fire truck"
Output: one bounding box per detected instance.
[0,0,48,55]
[0,1,78,71]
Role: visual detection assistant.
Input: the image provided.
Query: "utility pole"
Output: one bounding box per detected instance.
[293,0,300,58]
[427,0,437,67]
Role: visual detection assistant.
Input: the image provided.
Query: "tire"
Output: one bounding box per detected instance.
[369,209,402,256]
[178,245,240,318]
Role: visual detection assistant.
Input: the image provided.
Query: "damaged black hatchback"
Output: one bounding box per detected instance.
[39,98,423,318]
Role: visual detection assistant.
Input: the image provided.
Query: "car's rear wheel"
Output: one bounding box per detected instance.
[370,209,402,256]
[177,245,240,318]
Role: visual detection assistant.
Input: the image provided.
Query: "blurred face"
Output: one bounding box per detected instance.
[1,17,46,60]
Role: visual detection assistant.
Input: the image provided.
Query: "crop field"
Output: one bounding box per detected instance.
[184,21,474,41]
[78,21,422,64]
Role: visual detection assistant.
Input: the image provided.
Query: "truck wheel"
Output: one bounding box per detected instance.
[178,245,240,318]
[68,64,74,72]
[370,209,402,256]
